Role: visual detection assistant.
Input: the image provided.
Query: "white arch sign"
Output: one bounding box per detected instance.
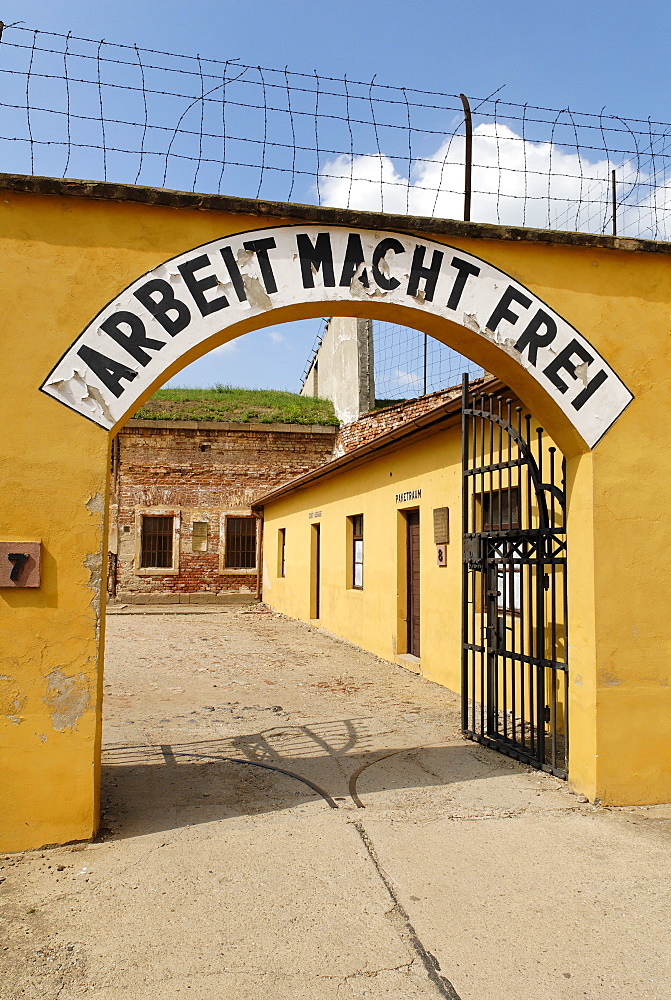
[41,225,632,448]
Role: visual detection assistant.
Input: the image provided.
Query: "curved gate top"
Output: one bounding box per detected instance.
[41,224,632,448]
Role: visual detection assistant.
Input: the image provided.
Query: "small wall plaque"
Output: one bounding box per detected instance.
[0,542,41,588]
[436,543,447,567]
[433,507,449,544]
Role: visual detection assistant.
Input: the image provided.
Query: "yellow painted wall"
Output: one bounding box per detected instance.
[262,422,464,689]
[261,418,570,766]
[1,181,671,852]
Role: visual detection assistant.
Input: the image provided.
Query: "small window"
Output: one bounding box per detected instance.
[141,516,174,568]
[351,514,363,589]
[192,521,209,553]
[225,516,257,570]
[480,488,520,531]
[278,528,286,577]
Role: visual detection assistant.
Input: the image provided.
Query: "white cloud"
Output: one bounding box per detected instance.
[320,121,671,240]
[267,329,286,344]
[390,368,423,390]
[212,340,238,355]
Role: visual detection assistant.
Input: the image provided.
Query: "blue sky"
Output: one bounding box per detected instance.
[5,1,669,393]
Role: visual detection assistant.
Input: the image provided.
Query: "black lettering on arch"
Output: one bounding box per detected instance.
[407,245,444,302]
[542,338,594,394]
[100,311,166,367]
[371,238,404,290]
[572,369,609,410]
[296,233,336,288]
[178,254,229,316]
[446,256,480,310]
[134,279,191,337]
[219,246,247,302]
[243,238,278,294]
[513,309,558,366]
[486,285,533,333]
[77,345,138,398]
[339,233,369,289]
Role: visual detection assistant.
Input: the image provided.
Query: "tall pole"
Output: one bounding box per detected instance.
[460,93,473,223]
[423,335,427,395]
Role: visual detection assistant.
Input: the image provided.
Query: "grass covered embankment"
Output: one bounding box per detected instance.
[133,386,339,425]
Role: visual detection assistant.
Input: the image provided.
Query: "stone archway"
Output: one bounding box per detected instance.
[2,176,669,853]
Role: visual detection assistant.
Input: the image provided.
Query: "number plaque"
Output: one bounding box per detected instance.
[0,542,41,588]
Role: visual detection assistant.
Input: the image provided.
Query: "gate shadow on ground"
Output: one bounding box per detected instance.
[101,719,523,840]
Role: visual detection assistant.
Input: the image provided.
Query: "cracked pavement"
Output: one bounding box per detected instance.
[1,606,670,999]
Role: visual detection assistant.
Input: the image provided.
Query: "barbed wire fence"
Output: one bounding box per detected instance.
[2,23,671,240]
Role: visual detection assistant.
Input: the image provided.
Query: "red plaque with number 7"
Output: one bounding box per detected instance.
[0,542,41,588]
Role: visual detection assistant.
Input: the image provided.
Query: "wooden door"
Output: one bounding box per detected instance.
[406,511,420,656]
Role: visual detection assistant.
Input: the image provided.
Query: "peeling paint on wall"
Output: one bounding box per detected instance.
[85,492,105,640]
[43,669,92,731]
[86,493,105,516]
[0,676,26,725]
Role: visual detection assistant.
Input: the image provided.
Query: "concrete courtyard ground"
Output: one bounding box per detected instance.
[2,606,670,999]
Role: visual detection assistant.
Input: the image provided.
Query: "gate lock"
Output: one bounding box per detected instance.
[464,536,483,571]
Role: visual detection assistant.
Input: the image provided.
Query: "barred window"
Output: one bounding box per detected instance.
[225,517,257,570]
[140,516,174,568]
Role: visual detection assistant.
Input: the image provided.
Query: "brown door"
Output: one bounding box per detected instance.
[406,511,420,656]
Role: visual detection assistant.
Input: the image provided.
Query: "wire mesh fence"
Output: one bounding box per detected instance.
[372,322,483,400]
[2,23,671,239]
[301,319,483,402]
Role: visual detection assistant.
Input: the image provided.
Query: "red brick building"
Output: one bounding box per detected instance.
[108,418,337,604]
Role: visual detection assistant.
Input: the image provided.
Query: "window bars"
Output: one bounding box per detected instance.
[224,516,256,570]
[3,23,671,240]
[140,515,174,569]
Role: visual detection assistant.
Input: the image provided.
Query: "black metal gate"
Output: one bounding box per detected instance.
[461,377,569,777]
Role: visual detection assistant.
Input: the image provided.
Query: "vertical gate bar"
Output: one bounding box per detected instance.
[474,547,479,733]
[473,392,479,736]
[518,408,526,749]
[562,455,569,771]
[497,395,503,524]
[549,446,557,768]
[478,394,484,738]
[562,456,567,531]
[525,414,534,753]
[496,396,504,738]
[508,398,517,745]
[461,374,469,733]
[564,668,569,773]
[551,658,558,770]
[487,393,496,738]
[536,427,546,768]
